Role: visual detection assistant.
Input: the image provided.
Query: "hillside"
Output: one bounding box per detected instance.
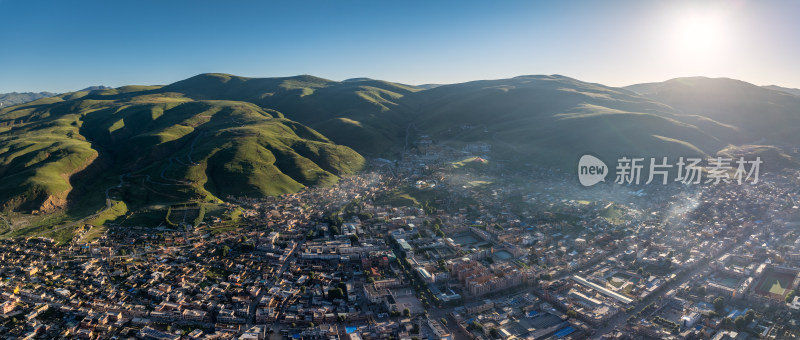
[401,75,734,168]
[0,87,112,108]
[762,85,800,97]
[158,73,422,155]
[625,77,800,145]
[0,86,364,214]
[0,91,57,108]
[1,72,798,235]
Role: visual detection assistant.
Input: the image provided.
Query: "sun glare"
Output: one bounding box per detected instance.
[664,7,733,69]
[676,14,722,52]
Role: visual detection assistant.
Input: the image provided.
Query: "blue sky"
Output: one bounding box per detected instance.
[1,0,798,92]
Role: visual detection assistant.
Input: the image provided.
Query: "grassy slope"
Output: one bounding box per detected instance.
[626,77,800,145]
[2,72,798,238]
[0,85,365,216]
[403,75,733,168]
[160,73,421,156]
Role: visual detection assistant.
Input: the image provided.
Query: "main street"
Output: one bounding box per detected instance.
[590,233,750,338]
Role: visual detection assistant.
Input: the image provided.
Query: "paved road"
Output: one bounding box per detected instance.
[590,235,749,338]
[30,173,127,239]
[247,240,303,327]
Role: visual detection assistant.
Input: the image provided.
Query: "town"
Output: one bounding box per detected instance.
[2,139,800,340]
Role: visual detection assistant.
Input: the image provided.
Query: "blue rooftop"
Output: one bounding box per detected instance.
[554,326,575,338]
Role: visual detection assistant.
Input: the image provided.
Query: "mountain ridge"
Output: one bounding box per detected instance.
[0,73,797,223]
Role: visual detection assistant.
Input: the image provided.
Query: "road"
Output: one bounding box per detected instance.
[246,240,303,327]
[590,235,749,338]
[0,214,11,233]
[31,173,127,239]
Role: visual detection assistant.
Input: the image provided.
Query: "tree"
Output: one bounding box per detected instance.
[328,288,344,300]
[745,309,755,323]
[734,315,747,330]
[785,289,796,303]
[566,310,577,318]
[722,317,733,326]
[308,322,315,328]
[695,285,706,296]
[403,308,410,317]
[490,328,500,338]
[470,321,483,331]
[350,234,359,244]
[337,282,348,300]
[713,296,725,312]
[219,245,231,257]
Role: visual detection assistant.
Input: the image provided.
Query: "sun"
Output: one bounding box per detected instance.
[670,10,727,60]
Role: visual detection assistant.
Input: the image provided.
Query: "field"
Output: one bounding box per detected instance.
[493,250,513,260]
[755,269,797,299]
[451,232,480,246]
[606,271,640,290]
[710,274,741,289]
[375,185,443,209]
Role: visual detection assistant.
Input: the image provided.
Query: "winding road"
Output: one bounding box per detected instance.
[31,173,127,239]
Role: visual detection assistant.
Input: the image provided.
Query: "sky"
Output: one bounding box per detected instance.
[1,0,799,93]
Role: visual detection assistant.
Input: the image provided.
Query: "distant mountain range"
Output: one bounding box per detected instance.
[0,74,798,215]
[762,85,800,97]
[0,92,57,108]
[0,86,112,108]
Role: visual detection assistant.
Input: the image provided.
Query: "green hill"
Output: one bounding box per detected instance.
[625,77,800,145]
[1,72,798,236]
[0,86,364,214]
[158,73,422,155]
[402,75,733,168]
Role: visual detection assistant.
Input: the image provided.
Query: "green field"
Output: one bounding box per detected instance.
[375,186,442,208]
[758,275,792,296]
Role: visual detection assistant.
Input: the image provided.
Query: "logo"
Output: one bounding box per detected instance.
[578,155,763,187]
[578,155,608,187]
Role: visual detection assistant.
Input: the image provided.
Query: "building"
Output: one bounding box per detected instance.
[681,312,700,329]
[428,318,452,339]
